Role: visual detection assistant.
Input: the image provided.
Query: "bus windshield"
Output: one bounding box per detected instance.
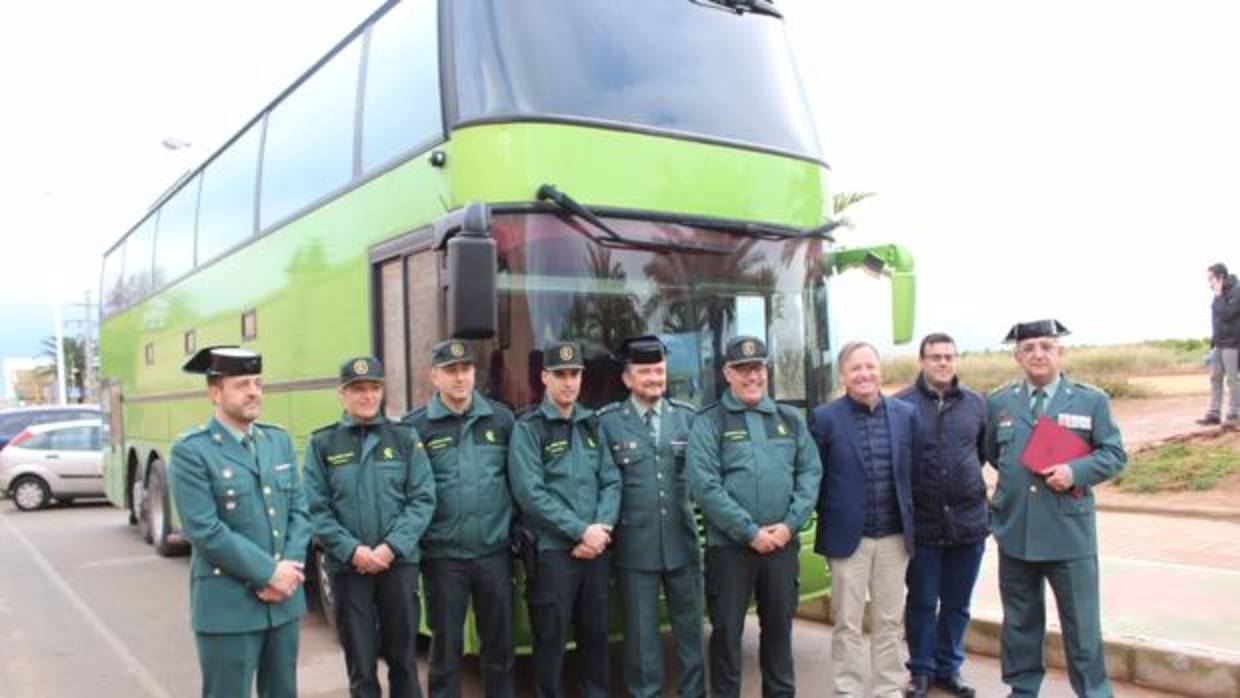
[450,0,822,160]
[479,213,832,410]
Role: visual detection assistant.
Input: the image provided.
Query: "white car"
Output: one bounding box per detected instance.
[0,419,104,511]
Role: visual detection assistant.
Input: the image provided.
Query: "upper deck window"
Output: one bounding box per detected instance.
[260,39,361,229]
[123,217,157,304]
[197,124,261,266]
[451,0,822,160]
[362,0,442,172]
[153,174,200,286]
[101,244,125,316]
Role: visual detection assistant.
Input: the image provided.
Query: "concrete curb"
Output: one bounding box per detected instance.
[795,599,1240,698]
[1096,501,1240,521]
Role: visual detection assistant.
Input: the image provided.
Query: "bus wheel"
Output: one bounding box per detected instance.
[134,477,153,544]
[11,476,50,511]
[314,547,339,636]
[148,461,187,557]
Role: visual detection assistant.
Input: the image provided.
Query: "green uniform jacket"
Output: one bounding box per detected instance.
[598,397,700,571]
[984,375,1127,561]
[302,413,436,572]
[508,399,621,552]
[402,391,514,560]
[687,392,822,548]
[169,417,311,634]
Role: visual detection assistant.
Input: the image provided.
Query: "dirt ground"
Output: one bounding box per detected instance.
[1097,386,1240,513]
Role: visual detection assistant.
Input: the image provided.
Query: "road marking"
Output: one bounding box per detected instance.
[0,511,171,698]
[79,554,163,570]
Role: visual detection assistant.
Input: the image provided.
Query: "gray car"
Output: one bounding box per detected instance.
[0,419,104,511]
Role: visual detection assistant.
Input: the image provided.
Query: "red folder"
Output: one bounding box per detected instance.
[1020,416,1092,474]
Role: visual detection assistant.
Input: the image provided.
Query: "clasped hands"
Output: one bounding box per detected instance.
[255,559,306,603]
[749,523,793,554]
[571,523,613,560]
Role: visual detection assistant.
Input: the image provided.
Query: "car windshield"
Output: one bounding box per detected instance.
[470,212,832,410]
[450,0,822,159]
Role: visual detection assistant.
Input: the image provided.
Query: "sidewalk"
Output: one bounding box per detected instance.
[965,509,1240,697]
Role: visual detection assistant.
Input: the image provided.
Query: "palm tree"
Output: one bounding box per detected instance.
[832,191,876,230]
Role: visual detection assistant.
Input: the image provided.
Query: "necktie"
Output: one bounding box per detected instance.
[643,409,655,439]
[241,434,258,465]
[1031,388,1046,418]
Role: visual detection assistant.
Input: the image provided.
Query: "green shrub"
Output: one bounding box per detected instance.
[1114,443,1239,493]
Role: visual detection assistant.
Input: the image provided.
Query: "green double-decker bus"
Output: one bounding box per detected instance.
[99,0,915,649]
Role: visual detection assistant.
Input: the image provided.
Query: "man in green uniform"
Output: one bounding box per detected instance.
[170,346,311,698]
[303,356,436,698]
[509,340,621,698]
[686,335,821,698]
[985,320,1126,698]
[597,335,704,698]
[403,339,515,698]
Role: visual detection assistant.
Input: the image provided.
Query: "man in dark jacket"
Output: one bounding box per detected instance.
[811,341,917,698]
[1200,262,1240,425]
[895,333,988,698]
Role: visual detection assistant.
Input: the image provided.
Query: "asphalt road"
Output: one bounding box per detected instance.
[0,501,1173,697]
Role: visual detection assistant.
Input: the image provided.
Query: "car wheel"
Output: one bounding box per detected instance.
[314,547,339,635]
[149,461,188,557]
[11,476,50,511]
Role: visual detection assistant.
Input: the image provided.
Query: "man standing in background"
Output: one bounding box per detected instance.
[1199,262,1240,425]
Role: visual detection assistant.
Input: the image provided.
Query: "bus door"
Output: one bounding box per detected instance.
[370,227,439,418]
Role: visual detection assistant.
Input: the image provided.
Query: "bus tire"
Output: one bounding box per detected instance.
[148,461,187,557]
[134,475,153,544]
[313,547,339,636]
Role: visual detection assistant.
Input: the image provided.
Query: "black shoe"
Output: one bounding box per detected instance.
[1196,414,1222,425]
[934,673,977,697]
[906,674,931,698]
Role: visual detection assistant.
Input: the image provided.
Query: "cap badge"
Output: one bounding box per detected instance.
[353,359,369,375]
[559,345,574,362]
[741,340,757,357]
[450,342,466,358]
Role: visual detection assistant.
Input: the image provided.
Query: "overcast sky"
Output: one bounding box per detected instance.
[1,1,1234,378]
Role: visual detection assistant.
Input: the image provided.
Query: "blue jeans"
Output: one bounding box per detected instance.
[904,540,986,679]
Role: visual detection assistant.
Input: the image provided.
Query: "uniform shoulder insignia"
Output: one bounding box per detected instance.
[400,406,428,424]
[988,381,1018,398]
[667,398,696,412]
[694,401,721,416]
[595,402,622,416]
[516,405,544,422]
[311,422,338,436]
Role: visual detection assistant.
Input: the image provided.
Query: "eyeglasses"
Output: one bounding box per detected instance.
[923,353,956,363]
[1017,341,1058,356]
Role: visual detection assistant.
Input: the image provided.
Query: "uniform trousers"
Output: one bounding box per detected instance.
[617,561,705,698]
[194,617,299,698]
[333,563,423,698]
[423,550,515,698]
[704,543,799,698]
[999,552,1111,698]
[526,549,610,698]
[828,534,909,698]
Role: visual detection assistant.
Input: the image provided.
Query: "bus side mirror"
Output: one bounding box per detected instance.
[445,202,497,339]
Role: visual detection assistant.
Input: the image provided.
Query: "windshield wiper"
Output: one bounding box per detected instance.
[690,0,782,19]
[537,184,730,255]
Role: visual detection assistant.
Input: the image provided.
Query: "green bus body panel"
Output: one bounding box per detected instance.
[447,122,830,227]
[101,121,838,652]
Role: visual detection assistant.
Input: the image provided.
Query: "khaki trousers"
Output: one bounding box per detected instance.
[828,535,910,697]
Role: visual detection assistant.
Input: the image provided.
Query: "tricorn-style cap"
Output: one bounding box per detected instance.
[339,356,385,386]
[1004,319,1071,343]
[431,339,475,367]
[543,340,585,370]
[618,335,667,365]
[723,335,768,366]
[183,346,262,376]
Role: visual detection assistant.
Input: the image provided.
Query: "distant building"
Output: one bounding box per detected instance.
[2,357,54,407]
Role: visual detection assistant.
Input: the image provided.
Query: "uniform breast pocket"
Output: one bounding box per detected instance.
[211,479,254,526]
[377,461,407,493]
